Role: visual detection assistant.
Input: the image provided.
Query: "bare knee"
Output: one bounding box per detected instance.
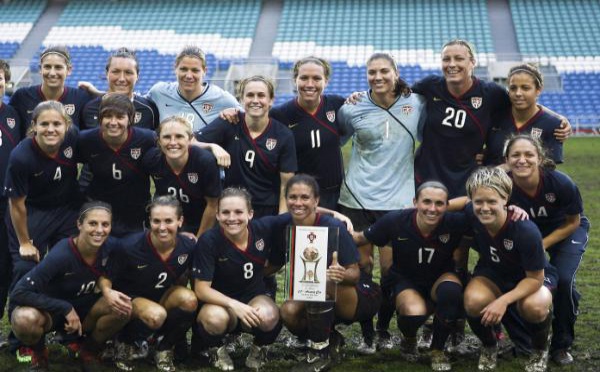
[11,307,46,345]
[139,306,167,330]
[198,306,229,335]
[395,292,427,316]
[464,290,492,317]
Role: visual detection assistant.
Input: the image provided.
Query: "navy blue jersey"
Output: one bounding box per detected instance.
[466,206,546,283]
[509,169,584,237]
[82,94,159,130]
[485,109,563,166]
[412,76,510,198]
[0,103,23,196]
[9,85,95,135]
[270,95,346,190]
[142,146,221,231]
[10,236,114,316]
[192,217,282,300]
[268,213,360,269]
[77,127,155,229]
[4,128,79,208]
[364,209,469,283]
[196,113,297,207]
[109,232,195,302]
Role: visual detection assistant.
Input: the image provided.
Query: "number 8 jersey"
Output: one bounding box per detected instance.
[413,75,510,198]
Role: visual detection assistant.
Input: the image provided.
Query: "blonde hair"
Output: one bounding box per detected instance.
[27,101,72,136]
[466,167,512,201]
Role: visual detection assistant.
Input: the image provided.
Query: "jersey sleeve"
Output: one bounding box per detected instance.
[488,82,511,114]
[8,89,28,138]
[196,149,222,198]
[556,172,584,216]
[10,247,74,315]
[140,147,162,173]
[4,149,30,198]
[191,232,218,282]
[194,118,231,145]
[516,221,546,272]
[337,103,356,145]
[411,75,437,96]
[337,221,360,266]
[277,128,298,173]
[363,212,396,247]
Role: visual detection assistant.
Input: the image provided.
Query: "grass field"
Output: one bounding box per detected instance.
[0,137,598,371]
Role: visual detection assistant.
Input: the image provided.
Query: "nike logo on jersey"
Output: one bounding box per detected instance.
[433,97,442,101]
[27,110,34,114]
[218,257,228,262]
[34,171,44,177]
[165,104,174,107]
[397,237,409,241]
[90,153,100,158]
[289,123,300,129]
[64,272,75,276]
[571,240,583,244]
[137,264,148,269]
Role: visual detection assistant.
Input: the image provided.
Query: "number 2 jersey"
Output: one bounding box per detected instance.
[108,231,196,302]
[413,76,510,198]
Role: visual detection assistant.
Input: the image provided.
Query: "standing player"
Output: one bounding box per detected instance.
[0,59,23,347]
[338,52,426,351]
[353,181,469,371]
[463,167,553,372]
[9,201,128,371]
[142,116,221,238]
[196,76,297,217]
[412,39,569,198]
[484,64,563,166]
[192,188,282,371]
[148,45,239,132]
[78,93,156,236]
[4,101,81,361]
[101,196,197,372]
[9,46,95,135]
[82,48,159,130]
[504,135,589,365]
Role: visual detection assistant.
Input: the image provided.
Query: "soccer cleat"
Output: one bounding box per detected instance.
[66,340,82,359]
[292,348,333,372]
[478,345,498,371]
[209,345,234,371]
[114,342,135,371]
[245,344,268,370]
[430,349,451,371]
[376,330,394,350]
[0,331,8,349]
[131,339,149,360]
[329,329,345,362]
[29,347,49,372]
[356,337,376,355]
[525,349,549,372]
[154,349,176,372]
[551,349,574,365]
[17,346,34,363]
[400,336,419,362]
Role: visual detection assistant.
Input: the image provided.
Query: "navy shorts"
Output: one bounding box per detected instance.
[49,294,100,333]
[338,205,388,232]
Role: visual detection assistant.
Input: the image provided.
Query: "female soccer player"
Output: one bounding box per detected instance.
[82,47,159,130]
[192,188,282,371]
[504,135,589,365]
[196,75,297,218]
[78,93,156,236]
[463,167,553,372]
[101,196,197,372]
[0,59,23,345]
[147,45,239,132]
[484,64,563,166]
[9,46,95,134]
[353,181,469,371]
[10,201,128,371]
[143,116,221,238]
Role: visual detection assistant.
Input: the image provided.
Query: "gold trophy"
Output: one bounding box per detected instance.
[300,231,321,283]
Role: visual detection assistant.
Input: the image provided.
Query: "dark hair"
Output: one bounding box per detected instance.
[175,45,206,70]
[285,174,320,199]
[415,181,449,201]
[78,201,112,224]
[28,100,72,136]
[292,56,332,80]
[0,59,11,82]
[503,134,556,171]
[99,92,135,127]
[218,187,253,212]
[508,63,544,89]
[366,53,411,97]
[105,47,139,74]
[40,45,71,66]
[237,75,275,100]
[147,195,183,219]
[441,39,476,62]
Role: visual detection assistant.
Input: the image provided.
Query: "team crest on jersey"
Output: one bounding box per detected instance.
[188,172,199,184]
[7,118,15,128]
[545,193,556,203]
[63,146,73,159]
[265,138,277,151]
[531,128,543,139]
[134,112,142,124]
[326,110,335,122]
[256,239,265,251]
[202,103,213,113]
[503,239,514,251]
[471,97,482,109]
[130,148,141,159]
[64,104,75,116]
[178,254,188,265]
[439,234,450,244]
[401,105,413,116]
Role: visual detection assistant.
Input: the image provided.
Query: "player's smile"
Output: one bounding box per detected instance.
[441,44,474,86]
[150,205,183,246]
[107,57,138,97]
[296,62,328,108]
[367,58,398,99]
[159,121,191,161]
[286,184,319,224]
[34,110,67,151]
[508,73,540,112]
[414,187,448,231]
[175,56,205,98]
[506,139,540,179]
[79,210,112,249]
[242,81,273,120]
[40,54,71,89]
[217,196,253,239]
[101,112,129,142]
[472,187,507,232]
